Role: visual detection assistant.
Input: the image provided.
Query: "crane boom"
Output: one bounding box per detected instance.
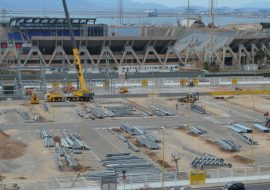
[62,0,88,91]
[46,0,93,102]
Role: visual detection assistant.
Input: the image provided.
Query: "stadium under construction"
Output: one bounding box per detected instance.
[0,16,269,94]
[3,1,270,190]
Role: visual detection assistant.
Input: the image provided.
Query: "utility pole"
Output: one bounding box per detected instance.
[187,0,190,27]
[209,0,216,28]
[206,0,217,67]
[118,0,123,25]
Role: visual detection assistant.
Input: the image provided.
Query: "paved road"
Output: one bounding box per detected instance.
[197,182,270,190]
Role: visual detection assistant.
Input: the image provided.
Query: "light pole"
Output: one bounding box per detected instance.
[161,126,165,190]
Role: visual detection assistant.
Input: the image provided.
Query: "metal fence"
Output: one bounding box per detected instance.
[2,166,270,190]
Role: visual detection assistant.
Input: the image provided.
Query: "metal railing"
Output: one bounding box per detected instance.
[3,166,270,190]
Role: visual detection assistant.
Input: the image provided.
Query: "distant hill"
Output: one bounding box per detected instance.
[1,0,270,14]
[0,0,168,11]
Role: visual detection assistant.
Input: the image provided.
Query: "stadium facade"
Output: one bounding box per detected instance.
[0,17,270,73]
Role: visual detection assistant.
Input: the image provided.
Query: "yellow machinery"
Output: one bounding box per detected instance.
[31,93,40,104]
[46,0,94,102]
[178,93,198,103]
[119,87,129,94]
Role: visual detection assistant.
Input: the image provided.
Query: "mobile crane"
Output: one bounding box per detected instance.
[46,0,94,102]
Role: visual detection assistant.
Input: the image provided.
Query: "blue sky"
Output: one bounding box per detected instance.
[132,0,270,8]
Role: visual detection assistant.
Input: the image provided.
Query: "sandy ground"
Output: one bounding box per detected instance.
[226,95,270,113]
[203,104,230,117]
[1,96,270,183]
[152,129,250,172]
[0,129,60,183]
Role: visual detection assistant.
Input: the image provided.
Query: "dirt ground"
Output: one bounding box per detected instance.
[0,129,61,183]
[226,95,270,113]
[0,130,27,160]
[154,129,253,171]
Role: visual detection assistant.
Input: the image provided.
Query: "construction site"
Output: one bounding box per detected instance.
[1,0,270,190]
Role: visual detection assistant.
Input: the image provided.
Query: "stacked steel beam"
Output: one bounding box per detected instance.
[120,123,160,150]
[253,123,269,133]
[190,104,207,114]
[233,132,256,145]
[136,136,160,150]
[190,126,208,135]
[40,129,55,147]
[150,105,175,116]
[102,153,160,174]
[228,124,252,133]
[61,129,90,150]
[215,138,239,152]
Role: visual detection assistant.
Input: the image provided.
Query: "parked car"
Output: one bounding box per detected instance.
[222,182,245,190]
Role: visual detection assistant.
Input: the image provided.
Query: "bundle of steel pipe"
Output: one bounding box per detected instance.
[191,157,232,169]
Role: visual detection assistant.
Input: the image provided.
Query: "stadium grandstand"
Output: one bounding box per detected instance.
[0,16,270,73]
